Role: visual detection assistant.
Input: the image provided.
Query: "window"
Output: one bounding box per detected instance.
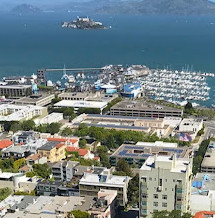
[165,179,167,182]
[142,177,147,182]
[162,195,167,200]
[162,202,167,207]
[153,202,158,207]
[142,194,147,198]
[159,179,162,186]
[142,201,147,206]
[149,177,152,181]
[153,194,158,199]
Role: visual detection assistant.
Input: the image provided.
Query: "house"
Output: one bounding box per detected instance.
[37,141,67,163]
[26,154,47,166]
[2,146,31,159]
[66,147,94,159]
[0,140,13,150]
[47,137,79,148]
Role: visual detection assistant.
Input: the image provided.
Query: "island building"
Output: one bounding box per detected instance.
[201,141,215,173]
[110,141,191,168]
[0,84,32,97]
[79,168,131,206]
[191,173,215,214]
[139,154,192,217]
[68,114,174,137]
[110,101,183,118]
[0,104,47,122]
[37,141,67,163]
[14,93,55,107]
[54,100,108,114]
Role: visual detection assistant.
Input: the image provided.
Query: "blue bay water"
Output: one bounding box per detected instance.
[0,13,215,105]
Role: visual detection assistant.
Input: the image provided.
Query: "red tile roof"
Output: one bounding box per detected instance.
[0,140,13,150]
[56,143,65,149]
[19,165,30,172]
[194,211,215,218]
[66,147,88,156]
[69,138,79,144]
[94,157,100,161]
[47,138,67,142]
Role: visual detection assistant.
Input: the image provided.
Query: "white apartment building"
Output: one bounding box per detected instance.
[139,155,192,217]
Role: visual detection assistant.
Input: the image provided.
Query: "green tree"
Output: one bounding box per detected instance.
[13,158,25,171]
[115,159,132,177]
[68,210,90,218]
[47,123,61,135]
[61,127,73,136]
[100,153,111,168]
[128,174,139,204]
[152,210,192,218]
[21,120,35,131]
[26,171,37,178]
[51,97,61,104]
[0,187,12,201]
[79,139,87,148]
[10,123,22,133]
[33,163,51,179]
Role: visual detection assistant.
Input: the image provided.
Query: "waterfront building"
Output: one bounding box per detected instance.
[121,83,144,99]
[14,93,55,106]
[79,168,131,206]
[110,141,191,168]
[0,84,32,97]
[110,101,183,118]
[139,155,192,217]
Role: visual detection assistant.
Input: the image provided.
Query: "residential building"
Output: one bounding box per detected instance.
[139,155,192,217]
[0,139,13,150]
[3,196,85,218]
[14,93,55,106]
[51,161,79,182]
[13,131,35,144]
[194,211,215,218]
[0,84,32,97]
[36,181,62,196]
[110,101,183,118]
[79,168,131,206]
[37,141,67,163]
[87,189,118,218]
[2,146,31,159]
[191,173,215,214]
[66,147,95,160]
[21,139,48,154]
[110,141,192,168]
[35,112,63,125]
[26,154,47,166]
[47,137,79,148]
[54,100,108,114]
[201,141,215,173]
[0,104,48,122]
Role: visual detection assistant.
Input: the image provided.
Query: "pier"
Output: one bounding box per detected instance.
[45,67,102,72]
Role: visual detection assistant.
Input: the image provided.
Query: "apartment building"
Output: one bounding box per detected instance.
[139,155,192,217]
[79,168,131,206]
[51,161,79,182]
[37,141,67,163]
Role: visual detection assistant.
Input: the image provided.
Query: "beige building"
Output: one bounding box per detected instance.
[139,155,192,217]
[37,141,67,163]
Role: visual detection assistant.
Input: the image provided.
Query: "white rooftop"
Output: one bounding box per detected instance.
[140,155,190,173]
[80,171,130,188]
[0,172,23,179]
[136,141,178,148]
[54,100,107,109]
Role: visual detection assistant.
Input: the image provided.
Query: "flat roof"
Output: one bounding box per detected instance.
[0,85,31,89]
[0,172,23,179]
[111,143,190,160]
[86,114,161,121]
[3,146,30,154]
[14,94,54,103]
[73,122,149,131]
[54,100,107,109]
[201,141,215,168]
[111,100,183,112]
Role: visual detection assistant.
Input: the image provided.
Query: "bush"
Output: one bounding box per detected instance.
[0,188,12,201]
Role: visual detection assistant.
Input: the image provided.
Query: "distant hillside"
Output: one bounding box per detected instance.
[95,0,215,15]
[11,4,42,14]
